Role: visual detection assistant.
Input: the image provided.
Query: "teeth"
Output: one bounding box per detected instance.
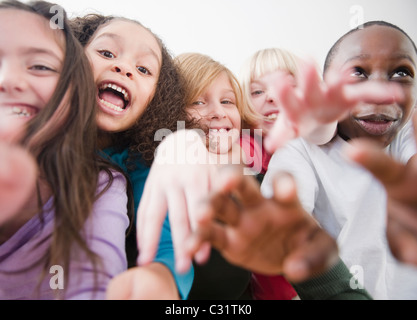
[265,114,277,120]
[100,83,130,102]
[99,98,124,112]
[209,128,228,133]
[11,106,33,117]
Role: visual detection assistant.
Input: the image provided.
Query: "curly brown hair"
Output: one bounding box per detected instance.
[70,14,194,167]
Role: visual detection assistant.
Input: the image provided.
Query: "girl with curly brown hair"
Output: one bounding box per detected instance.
[70,14,194,299]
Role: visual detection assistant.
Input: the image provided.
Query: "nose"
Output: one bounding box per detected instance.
[208,101,226,119]
[112,63,133,79]
[265,89,278,105]
[0,62,27,93]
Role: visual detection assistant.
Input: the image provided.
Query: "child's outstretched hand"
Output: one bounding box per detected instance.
[264,61,403,153]
[137,129,222,273]
[186,166,339,283]
[345,112,417,267]
[106,263,180,300]
[0,115,37,225]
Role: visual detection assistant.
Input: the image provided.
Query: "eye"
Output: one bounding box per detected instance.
[98,50,115,58]
[191,100,205,106]
[221,99,235,105]
[251,90,264,96]
[137,66,150,75]
[391,67,414,79]
[29,65,56,72]
[350,67,367,78]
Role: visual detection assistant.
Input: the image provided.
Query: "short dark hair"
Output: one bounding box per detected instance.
[323,20,417,75]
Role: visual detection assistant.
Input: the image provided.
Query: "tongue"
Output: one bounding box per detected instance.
[100,91,125,109]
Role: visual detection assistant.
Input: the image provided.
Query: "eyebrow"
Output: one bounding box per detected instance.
[94,32,121,43]
[396,54,416,67]
[94,32,161,62]
[23,47,63,62]
[220,88,236,96]
[344,53,416,68]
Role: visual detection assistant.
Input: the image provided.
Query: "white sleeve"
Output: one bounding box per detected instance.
[388,119,417,163]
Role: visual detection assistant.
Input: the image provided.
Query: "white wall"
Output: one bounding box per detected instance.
[52,0,417,76]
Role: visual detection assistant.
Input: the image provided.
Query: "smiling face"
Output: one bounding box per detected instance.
[0,9,64,129]
[250,71,296,135]
[85,19,162,133]
[187,72,241,154]
[330,25,417,147]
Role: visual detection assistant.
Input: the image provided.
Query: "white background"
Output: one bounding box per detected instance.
[49,0,416,76]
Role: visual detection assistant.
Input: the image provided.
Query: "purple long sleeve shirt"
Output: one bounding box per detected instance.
[0,171,129,300]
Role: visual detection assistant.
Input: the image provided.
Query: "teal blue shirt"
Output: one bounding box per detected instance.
[102,147,194,299]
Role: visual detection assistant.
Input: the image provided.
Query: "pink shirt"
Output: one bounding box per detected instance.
[0,171,129,300]
[240,133,271,175]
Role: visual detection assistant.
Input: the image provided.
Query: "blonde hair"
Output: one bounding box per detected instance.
[175,52,259,128]
[239,48,300,128]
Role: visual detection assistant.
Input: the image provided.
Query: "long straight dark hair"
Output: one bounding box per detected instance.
[0,0,131,298]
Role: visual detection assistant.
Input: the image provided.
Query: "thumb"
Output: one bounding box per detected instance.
[343,139,404,186]
[264,115,297,154]
[272,172,299,204]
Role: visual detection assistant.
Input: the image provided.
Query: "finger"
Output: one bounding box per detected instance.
[387,198,417,238]
[271,172,299,204]
[298,61,324,110]
[200,222,229,254]
[165,189,193,273]
[184,200,216,262]
[344,139,404,186]
[136,186,168,265]
[325,65,351,88]
[324,72,404,124]
[264,114,297,153]
[275,71,301,123]
[227,169,268,210]
[183,169,212,230]
[200,168,246,227]
[283,227,338,283]
[186,221,229,264]
[387,217,417,266]
[323,67,357,121]
[185,227,213,265]
[207,193,242,226]
[343,82,404,107]
[194,241,212,265]
[216,165,264,205]
[0,143,37,224]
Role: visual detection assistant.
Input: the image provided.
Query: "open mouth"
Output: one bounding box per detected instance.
[2,105,38,118]
[98,82,130,112]
[355,115,397,136]
[264,112,279,122]
[207,127,240,154]
[208,127,231,135]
